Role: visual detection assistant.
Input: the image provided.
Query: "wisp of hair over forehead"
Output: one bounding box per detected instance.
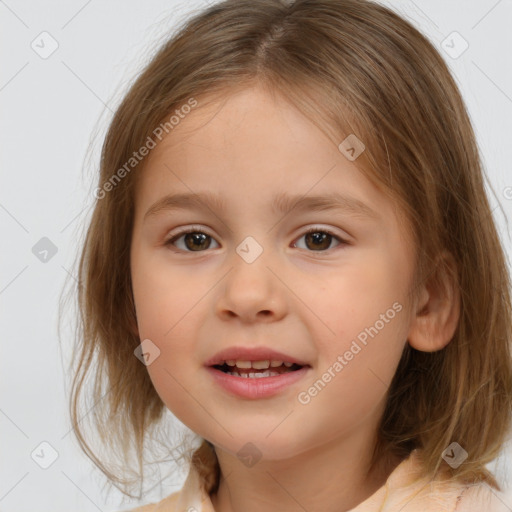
[63,0,512,498]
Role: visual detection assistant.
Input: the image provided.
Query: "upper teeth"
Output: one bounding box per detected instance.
[224,360,294,369]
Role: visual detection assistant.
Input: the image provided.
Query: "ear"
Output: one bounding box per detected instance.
[407,251,460,352]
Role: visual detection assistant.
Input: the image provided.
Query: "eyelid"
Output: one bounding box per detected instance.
[166,224,213,238]
[300,225,350,241]
[293,225,350,252]
[164,224,350,252]
[164,224,218,246]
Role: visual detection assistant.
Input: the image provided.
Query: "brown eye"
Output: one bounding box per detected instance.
[165,230,219,252]
[306,231,332,250]
[165,227,346,253]
[293,228,345,252]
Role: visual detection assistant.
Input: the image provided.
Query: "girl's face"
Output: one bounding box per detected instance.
[130,85,418,461]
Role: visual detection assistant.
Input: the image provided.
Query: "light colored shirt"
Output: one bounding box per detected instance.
[125,449,510,511]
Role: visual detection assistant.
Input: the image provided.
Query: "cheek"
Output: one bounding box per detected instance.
[307,251,410,393]
[299,313,407,438]
[131,248,198,338]
[316,255,408,339]
[130,249,211,401]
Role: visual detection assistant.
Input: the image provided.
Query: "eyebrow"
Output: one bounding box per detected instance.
[143,191,380,221]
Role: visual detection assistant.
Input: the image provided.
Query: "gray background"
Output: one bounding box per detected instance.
[1,0,511,510]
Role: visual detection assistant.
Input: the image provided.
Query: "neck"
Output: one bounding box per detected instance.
[209,414,402,512]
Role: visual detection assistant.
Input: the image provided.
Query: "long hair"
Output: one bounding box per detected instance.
[65,0,512,497]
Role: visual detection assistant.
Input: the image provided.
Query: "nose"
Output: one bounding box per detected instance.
[215,249,288,324]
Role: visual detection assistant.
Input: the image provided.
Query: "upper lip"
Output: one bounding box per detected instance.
[205,346,310,367]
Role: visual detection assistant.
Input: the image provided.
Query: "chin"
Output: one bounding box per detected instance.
[205,428,312,466]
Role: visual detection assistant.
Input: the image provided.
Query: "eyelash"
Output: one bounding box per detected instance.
[164,225,348,254]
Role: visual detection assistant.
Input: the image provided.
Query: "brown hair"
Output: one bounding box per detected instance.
[64,0,512,498]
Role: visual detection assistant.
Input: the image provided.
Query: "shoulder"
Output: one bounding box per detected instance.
[378,450,511,512]
[117,459,213,512]
[118,491,180,512]
[392,480,511,512]
[454,483,511,512]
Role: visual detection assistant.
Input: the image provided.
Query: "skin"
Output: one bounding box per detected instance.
[130,84,460,512]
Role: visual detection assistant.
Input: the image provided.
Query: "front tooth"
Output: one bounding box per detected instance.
[270,360,283,367]
[252,360,270,369]
[284,362,293,367]
[236,360,252,369]
[225,360,236,366]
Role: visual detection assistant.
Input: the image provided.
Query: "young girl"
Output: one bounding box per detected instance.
[68,0,512,510]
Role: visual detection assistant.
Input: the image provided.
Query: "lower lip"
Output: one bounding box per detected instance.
[206,366,310,399]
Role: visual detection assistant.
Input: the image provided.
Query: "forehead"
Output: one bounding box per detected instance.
[134,85,405,232]
[152,85,327,156]
[141,87,355,186]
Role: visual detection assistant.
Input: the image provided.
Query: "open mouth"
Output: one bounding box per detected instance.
[212,361,305,378]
